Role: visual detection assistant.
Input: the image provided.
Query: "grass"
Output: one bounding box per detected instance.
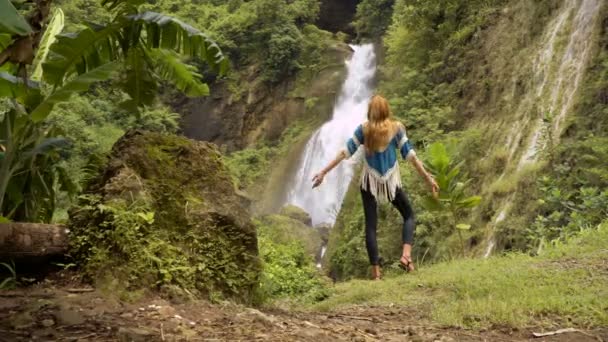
[305,222,608,329]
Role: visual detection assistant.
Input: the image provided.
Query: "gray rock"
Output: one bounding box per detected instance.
[10,311,34,330]
[54,308,85,326]
[41,319,55,327]
[117,327,154,342]
[246,308,277,327]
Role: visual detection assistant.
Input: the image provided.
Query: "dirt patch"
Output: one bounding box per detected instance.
[1,276,606,342]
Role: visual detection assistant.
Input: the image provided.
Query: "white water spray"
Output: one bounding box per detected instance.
[285,44,377,226]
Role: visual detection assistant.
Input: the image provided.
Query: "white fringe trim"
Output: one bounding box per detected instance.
[360,161,402,203]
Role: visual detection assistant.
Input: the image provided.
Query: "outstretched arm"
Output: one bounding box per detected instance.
[410,155,439,197]
[313,125,364,188]
[312,150,347,188]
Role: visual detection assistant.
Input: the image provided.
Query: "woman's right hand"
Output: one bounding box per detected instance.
[312,172,325,188]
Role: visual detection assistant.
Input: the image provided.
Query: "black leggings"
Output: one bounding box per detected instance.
[361,187,415,266]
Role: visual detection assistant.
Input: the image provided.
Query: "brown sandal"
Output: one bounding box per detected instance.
[399,255,415,272]
[371,265,382,280]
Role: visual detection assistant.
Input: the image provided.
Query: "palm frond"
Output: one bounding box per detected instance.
[120,48,157,112]
[0,0,32,36]
[22,137,70,158]
[129,12,228,75]
[149,49,209,97]
[0,72,40,98]
[32,8,65,81]
[32,61,119,122]
[42,23,124,86]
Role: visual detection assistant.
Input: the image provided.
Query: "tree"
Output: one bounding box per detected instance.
[422,142,481,256]
[0,0,227,222]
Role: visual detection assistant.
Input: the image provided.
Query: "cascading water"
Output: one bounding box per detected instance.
[484,0,602,257]
[285,44,377,227]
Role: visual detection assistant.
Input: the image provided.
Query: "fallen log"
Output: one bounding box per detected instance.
[0,223,69,260]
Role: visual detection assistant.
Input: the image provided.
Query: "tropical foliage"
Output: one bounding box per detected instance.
[0,0,226,221]
[422,142,481,255]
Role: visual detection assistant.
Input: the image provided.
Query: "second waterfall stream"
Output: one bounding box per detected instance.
[285,44,377,227]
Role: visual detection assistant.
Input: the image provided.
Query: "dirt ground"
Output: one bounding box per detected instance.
[0,275,606,342]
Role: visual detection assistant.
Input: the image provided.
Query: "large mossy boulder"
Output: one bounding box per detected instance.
[69,130,260,301]
[256,213,321,259]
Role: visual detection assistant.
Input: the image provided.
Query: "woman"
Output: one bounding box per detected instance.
[312,95,439,280]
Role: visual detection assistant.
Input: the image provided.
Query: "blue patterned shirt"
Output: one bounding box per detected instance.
[345,123,416,175]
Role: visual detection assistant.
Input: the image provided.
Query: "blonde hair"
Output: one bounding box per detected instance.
[363,95,399,153]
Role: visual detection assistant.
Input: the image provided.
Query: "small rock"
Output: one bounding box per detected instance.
[117,327,154,342]
[365,327,378,335]
[10,312,34,330]
[297,327,328,339]
[174,314,183,320]
[41,319,55,327]
[120,312,134,319]
[54,308,85,326]
[246,309,276,327]
[158,306,176,317]
[352,336,365,342]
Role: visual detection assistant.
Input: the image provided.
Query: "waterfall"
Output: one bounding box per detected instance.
[484,0,602,257]
[285,44,377,226]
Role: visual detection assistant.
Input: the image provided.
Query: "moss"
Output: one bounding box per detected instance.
[69,130,261,302]
[256,213,321,258]
[279,205,312,226]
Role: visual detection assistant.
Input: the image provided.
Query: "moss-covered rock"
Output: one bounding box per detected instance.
[256,213,321,259]
[279,205,312,227]
[69,130,260,302]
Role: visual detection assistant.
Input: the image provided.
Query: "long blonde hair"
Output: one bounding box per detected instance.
[363,95,399,153]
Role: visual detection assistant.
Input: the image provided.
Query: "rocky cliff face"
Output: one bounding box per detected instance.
[317,0,359,35]
[174,43,353,152]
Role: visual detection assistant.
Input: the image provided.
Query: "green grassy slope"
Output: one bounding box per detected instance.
[309,221,608,329]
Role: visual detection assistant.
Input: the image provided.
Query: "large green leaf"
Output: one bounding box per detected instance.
[149,49,209,97]
[428,142,450,173]
[456,223,471,230]
[32,8,65,81]
[0,72,41,108]
[421,195,443,211]
[0,34,11,50]
[31,61,119,122]
[0,0,32,36]
[42,23,123,86]
[120,48,157,112]
[22,137,70,158]
[129,12,228,75]
[456,195,482,208]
